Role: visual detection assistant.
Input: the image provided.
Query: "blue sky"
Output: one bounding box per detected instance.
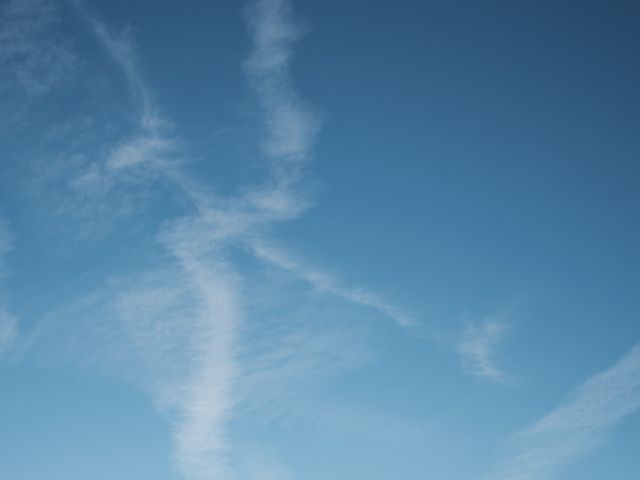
[1,0,640,479]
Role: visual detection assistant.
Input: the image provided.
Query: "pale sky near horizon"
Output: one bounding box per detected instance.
[1,1,640,479]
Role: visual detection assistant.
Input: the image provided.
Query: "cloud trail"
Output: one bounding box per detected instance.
[457,318,509,382]
[248,239,414,327]
[73,0,408,332]
[69,11,242,477]
[245,0,320,163]
[166,256,240,480]
[15,1,416,478]
[0,0,76,99]
[0,218,18,354]
[489,342,640,480]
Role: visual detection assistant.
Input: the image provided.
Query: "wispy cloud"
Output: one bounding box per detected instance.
[244,0,320,163]
[68,13,240,477]
[20,4,173,237]
[166,258,240,480]
[241,0,322,225]
[26,259,239,480]
[248,239,415,327]
[237,292,372,417]
[0,0,77,124]
[72,0,160,131]
[489,342,640,480]
[457,317,509,382]
[0,218,18,354]
[16,0,418,478]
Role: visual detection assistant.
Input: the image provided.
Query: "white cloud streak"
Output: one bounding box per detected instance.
[489,342,640,480]
[18,0,416,478]
[244,0,320,163]
[458,318,509,382]
[237,298,372,417]
[0,0,76,98]
[73,0,160,132]
[0,0,77,131]
[27,256,240,480]
[20,0,175,237]
[167,257,239,480]
[248,240,415,327]
[71,12,240,477]
[0,218,18,354]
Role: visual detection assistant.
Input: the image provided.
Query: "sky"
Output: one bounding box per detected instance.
[1,0,640,479]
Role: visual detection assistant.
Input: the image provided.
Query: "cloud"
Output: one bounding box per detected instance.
[27,138,166,238]
[72,0,160,130]
[0,0,77,124]
[248,239,415,327]
[17,0,417,478]
[19,5,174,237]
[165,258,240,480]
[0,218,18,354]
[0,309,17,354]
[237,286,373,418]
[457,317,509,382]
[0,0,76,93]
[54,2,316,477]
[489,342,640,480]
[244,0,320,163]
[25,256,239,480]
[0,220,13,273]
